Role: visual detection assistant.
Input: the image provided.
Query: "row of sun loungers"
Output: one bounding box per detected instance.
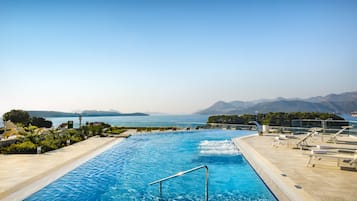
[270,126,357,171]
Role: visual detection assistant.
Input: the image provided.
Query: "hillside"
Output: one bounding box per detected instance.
[27,110,149,117]
[196,91,357,115]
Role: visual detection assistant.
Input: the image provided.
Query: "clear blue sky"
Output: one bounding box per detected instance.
[1,0,357,114]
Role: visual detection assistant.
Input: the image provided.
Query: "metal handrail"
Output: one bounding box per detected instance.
[248,121,262,134]
[149,165,209,201]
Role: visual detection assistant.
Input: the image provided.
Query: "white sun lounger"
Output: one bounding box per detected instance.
[306,150,357,170]
[328,126,353,144]
[295,128,322,150]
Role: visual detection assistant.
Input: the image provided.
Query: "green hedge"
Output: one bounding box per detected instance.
[0,123,144,154]
[1,141,37,154]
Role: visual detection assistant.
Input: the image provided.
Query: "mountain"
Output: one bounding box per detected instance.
[27,110,149,117]
[196,91,357,115]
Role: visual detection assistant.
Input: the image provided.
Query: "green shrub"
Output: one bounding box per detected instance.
[40,139,59,152]
[39,134,68,152]
[30,117,52,128]
[70,135,83,143]
[106,127,127,134]
[68,129,78,135]
[24,134,41,144]
[81,125,89,135]
[2,141,37,154]
[25,125,38,132]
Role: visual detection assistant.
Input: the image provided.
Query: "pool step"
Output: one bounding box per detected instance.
[199,140,240,156]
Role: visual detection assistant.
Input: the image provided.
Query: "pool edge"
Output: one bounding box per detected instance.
[1,137,125,201]
[233,134,316,201]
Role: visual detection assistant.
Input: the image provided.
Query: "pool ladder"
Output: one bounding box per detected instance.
[149,165,209,201]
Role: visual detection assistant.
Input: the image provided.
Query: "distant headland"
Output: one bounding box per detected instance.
[26,110,149,117]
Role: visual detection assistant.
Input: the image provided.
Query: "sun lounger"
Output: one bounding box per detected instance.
[272,136,284,147]
[310,149,328,154]
[349,155,357,168]
[306,150,357,170]
[271,134,292,147]
[315,144,357,152]
[327,126,353,144]
[278,134,288,140]
[294,128,322,150]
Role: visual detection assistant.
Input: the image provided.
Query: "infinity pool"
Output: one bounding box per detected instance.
[26,130,276,200]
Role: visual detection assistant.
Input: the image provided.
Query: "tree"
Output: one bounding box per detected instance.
[30,117,53,128]
[3,109,30,125]
[207,112,345,127]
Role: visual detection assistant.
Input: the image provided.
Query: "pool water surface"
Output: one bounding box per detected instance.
[26,130,276,201]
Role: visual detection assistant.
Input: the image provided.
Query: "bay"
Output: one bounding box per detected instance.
[46,114,209,128]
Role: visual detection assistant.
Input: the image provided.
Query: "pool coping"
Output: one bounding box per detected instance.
[0,137,124,201]
[233,134,316,201]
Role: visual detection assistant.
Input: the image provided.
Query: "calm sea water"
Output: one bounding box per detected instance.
[0,115,209,128]
[26,130,277,201]
[1,114,356,128]
[47,115,209,128]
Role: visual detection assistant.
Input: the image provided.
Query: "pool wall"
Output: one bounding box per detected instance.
[233,134,315,201]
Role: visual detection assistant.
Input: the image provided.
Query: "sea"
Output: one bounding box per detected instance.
[1,114,356,129]
[17,115,209,128]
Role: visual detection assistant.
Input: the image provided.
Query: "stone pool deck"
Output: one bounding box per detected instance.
[0,133,130,201]
[234,134,357,201]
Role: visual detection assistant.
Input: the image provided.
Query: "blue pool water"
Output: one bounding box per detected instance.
[26,130,277,201]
